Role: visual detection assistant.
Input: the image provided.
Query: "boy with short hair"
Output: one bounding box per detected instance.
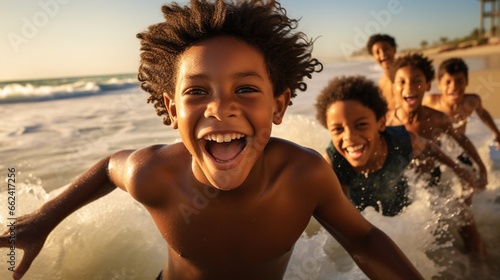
[315,75,477,217]
[423,57,500,150]
[386,53,488,264]
[366,34,398,110]
[0,1,423,280]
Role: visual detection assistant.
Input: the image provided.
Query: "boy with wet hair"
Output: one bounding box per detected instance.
[366,34,398,110]
[423,57,500,150]
[315,75,477,217]
[386,52,488,264]
[0,1,423,280]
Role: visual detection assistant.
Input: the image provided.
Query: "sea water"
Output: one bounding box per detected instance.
[0,61,499,280]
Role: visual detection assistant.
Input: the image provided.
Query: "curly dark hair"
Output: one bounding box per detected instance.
[389,53,435,83]
[315,76,388,129]
[437,57,468,81]
[136,0,323,125]
[366,34,397,55]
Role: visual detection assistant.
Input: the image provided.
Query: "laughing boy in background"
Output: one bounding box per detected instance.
[367,34,399,111]
[315,75,478,217]
[423,57,500,150]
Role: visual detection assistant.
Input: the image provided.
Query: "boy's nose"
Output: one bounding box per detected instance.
[204,97,238,121]
[342,127,357,141]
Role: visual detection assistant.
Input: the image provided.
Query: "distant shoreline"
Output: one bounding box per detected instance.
[424,42,500,61]
[334,41,500,62]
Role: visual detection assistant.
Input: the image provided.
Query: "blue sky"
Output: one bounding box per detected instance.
[0,0,481,81]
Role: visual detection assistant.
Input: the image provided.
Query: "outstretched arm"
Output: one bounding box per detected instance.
[0,150,134,279]
[313,161,423,280]
[410,132,478,191]
[445,122,488,189]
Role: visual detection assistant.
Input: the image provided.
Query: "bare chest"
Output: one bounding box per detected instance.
[147,188,314,270]
[405,120,443,142]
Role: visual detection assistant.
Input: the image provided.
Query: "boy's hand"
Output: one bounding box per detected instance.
[0,212,50,279]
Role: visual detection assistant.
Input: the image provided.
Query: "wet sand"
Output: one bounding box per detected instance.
[427,44,500,118]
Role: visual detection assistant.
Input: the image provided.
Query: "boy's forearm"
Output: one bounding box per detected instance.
[38,157,117,230]
[426,142,455,167]
[453,133,486,171]
[425,141,476,188]
[350,227,424,280]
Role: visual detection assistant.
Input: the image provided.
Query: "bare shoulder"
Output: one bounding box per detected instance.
[121,143,189,174]
[265,138,338,192]
[266,137,327,167]
[423,93,441,106]
[464,93,481,100]
[422,106,453,128]
[463,93,482,107]
[115,143,190,205]
[423,106,448,119]
[385,109,400,126]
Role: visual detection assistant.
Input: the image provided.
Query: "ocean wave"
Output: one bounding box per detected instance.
[0,75,139,103]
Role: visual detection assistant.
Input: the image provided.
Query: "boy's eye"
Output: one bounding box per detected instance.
[236,86,259,94]
[356,122,368,129]
[330,127,344,134]
[184,88,207,96]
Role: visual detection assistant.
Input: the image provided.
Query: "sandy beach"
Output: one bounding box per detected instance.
[425,43,500,118]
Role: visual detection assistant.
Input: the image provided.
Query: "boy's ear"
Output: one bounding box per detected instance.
[163,93,178,129]
[425,81,432,91]
[378,116,387,132]
[273,88,291,125]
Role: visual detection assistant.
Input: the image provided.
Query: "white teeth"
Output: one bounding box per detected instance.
[203,133,244,143]
[346,145,363,153]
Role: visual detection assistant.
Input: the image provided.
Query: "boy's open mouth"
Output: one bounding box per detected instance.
[403,94,418,105]
[203,133,246,162]
[446,92,460,100]
[344,144,365,160]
